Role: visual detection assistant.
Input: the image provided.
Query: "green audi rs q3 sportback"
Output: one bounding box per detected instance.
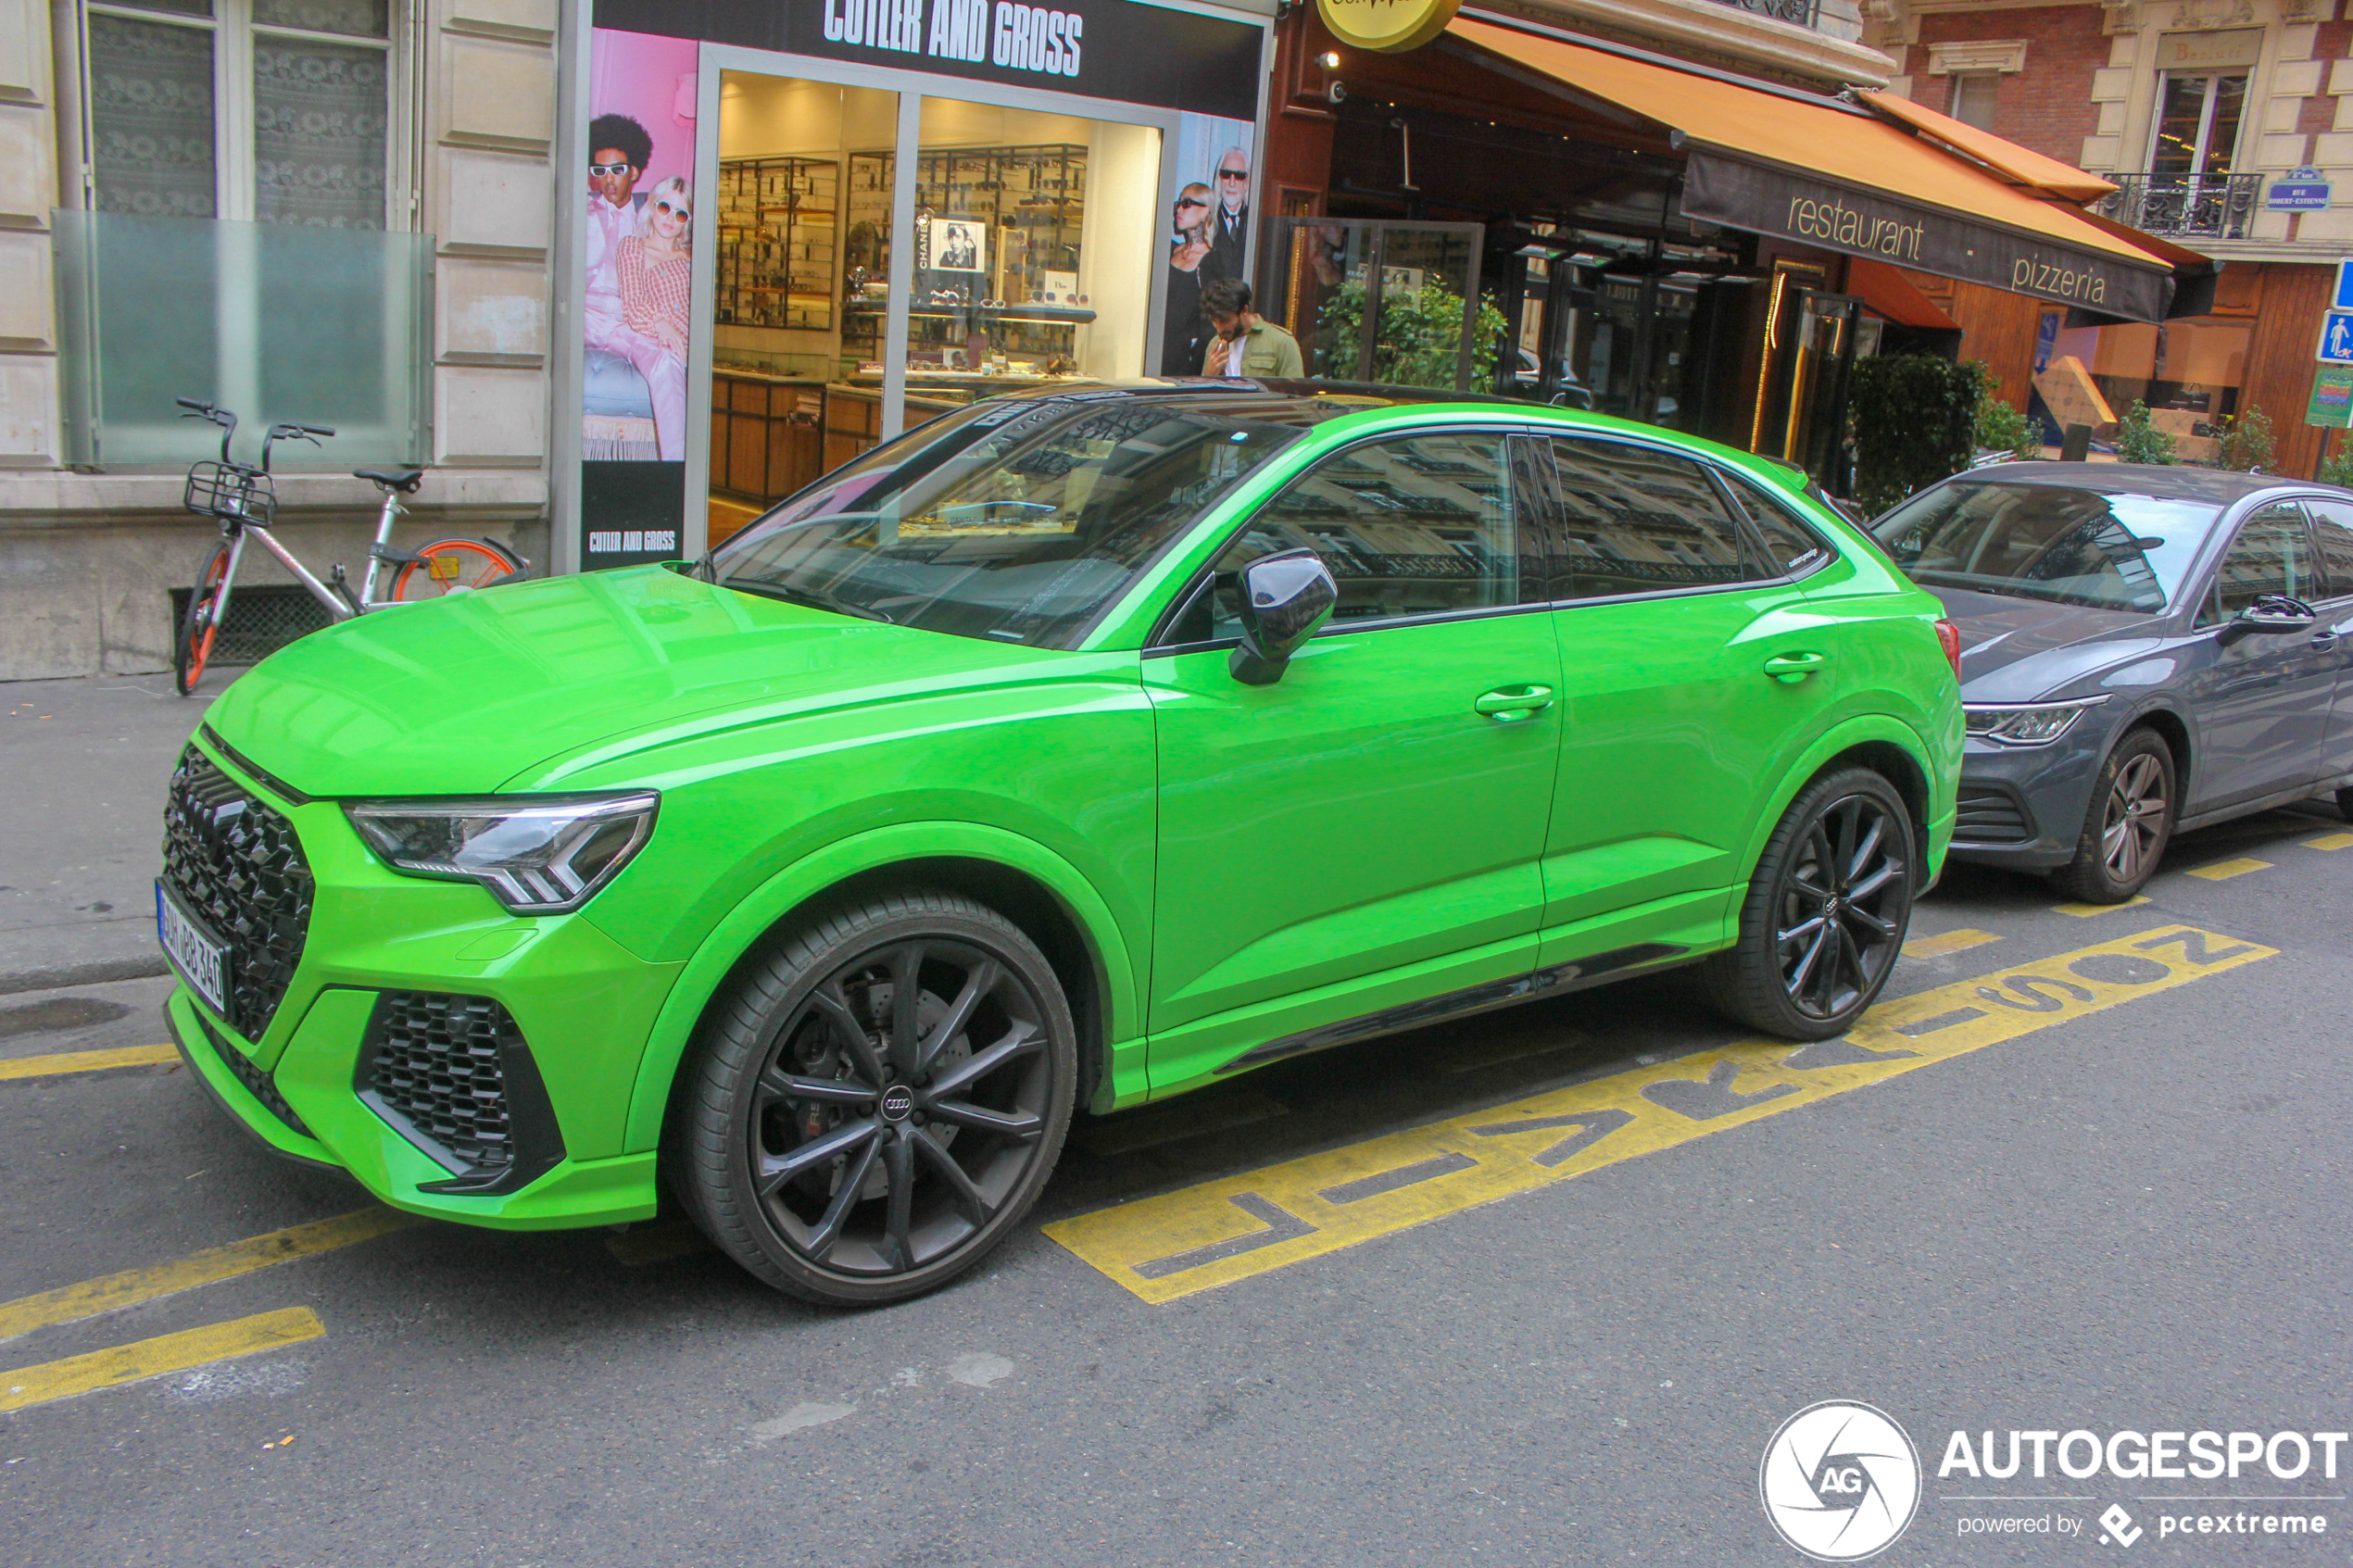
[158,382,1961,1304]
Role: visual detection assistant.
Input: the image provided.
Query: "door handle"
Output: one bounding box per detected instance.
[1762,651,1828,684]
[1475,683,1555,721]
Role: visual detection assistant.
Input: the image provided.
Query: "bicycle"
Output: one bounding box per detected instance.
[172,398,528,696]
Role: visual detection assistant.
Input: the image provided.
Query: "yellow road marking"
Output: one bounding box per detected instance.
[1440,1028,1592,1074]
[2054,896,2150,916]
[0,1307,323,1413]
[2302,832,2353,851]
[1075,1088,1288,1158]
[2188,857,2270,881]
[0,1208,419,1347]
[0,1044,179,1082]
[1902,928,2002,959]
[1045,925,2272,1303]
[604,1220,712,1267]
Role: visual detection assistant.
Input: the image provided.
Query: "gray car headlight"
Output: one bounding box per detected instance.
[346,793,658,913]
[1963,696,2109,747]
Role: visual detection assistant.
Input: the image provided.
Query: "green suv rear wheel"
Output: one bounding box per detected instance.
[674,891,1076,1306]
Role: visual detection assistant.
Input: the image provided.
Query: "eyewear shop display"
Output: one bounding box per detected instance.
[576,0,1268,574]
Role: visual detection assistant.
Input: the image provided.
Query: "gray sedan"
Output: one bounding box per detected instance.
[1870,462,2353,902]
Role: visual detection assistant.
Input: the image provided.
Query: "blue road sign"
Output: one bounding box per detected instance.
[2319,309,2353,366]
[2271,171,2332,211]
[2334,258,2353,313]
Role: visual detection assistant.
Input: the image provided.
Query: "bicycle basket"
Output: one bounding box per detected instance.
[184,461,275,525]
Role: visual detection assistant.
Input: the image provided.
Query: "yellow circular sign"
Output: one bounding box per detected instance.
[1316,0,1460,54]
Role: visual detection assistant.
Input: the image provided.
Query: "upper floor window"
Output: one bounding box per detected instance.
[2149,69,2245,185]
[83,0,395,227]
[1947,72,1999,133]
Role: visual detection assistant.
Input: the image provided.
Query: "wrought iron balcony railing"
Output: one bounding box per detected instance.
[2095,172,2263,240]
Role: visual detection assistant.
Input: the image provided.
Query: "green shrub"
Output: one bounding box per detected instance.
[2319,443,2353,488]
[2216,406,2275,472]
[1973,374,2043,462]
[1315,277,1508,390]
[1850,354,1983,515]
[2115,400,2176,465]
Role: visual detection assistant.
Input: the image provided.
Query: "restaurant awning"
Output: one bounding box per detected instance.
[1443,18,2182,323]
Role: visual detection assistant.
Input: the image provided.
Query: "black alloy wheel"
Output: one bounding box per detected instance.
[2051,728,2175,904]
[677,891,1076,1306]
[1702,767,1917,1040]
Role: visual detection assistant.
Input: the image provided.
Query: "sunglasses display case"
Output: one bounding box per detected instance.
[714,157,839,332]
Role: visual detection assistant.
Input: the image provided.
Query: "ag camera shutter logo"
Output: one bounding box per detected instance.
[1760,1400,1923,1561]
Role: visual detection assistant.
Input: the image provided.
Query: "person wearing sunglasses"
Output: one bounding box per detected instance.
[616,178,695,461]
[1206,147,1250,283]
[1161,182,1217,376]
[583,114,689,462]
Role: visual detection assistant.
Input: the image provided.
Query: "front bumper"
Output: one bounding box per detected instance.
[1944,723,2108,871]
[161,737,681,1230]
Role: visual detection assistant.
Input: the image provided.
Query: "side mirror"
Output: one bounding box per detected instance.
[1228,548,1338,686]
[2228,593,2318,637]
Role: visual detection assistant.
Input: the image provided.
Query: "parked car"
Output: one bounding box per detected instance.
[1870,461,2353,902]
[158,381,1960,1306]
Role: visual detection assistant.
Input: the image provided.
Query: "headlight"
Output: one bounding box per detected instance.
[346,793,658,913]
[1963,696,2109,746]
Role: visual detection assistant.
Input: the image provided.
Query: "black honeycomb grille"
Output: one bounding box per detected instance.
[360,992,522,1175]
[161,744,314,1039]
[191,1009,311,1137]
[1956,784,2033,845]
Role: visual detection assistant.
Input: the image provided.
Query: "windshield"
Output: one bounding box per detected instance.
[708,394,1347,647]
[1870,481,2218,613]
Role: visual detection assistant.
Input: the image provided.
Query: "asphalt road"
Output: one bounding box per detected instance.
[2,675,2349,1566]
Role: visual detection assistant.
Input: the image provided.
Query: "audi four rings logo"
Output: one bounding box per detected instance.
[1761,1401,1924,1561]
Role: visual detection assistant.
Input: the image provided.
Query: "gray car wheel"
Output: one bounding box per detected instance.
[2050,728,2175,903]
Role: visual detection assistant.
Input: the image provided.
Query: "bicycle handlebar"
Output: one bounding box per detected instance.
[173,400,335,470]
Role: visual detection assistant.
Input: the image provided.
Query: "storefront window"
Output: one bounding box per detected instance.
[2042,318,2249,463]
[1260,217,1489,389]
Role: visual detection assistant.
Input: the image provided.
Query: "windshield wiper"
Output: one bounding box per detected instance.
[722,579,895,623]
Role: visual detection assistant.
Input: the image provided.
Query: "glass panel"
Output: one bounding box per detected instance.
[1365,228,1481,389]
[1548,437,1753,600]
[2200,74,2246,177]
[906,99,1159,396]
[87,13,217,219]
[1269,220,1374,380]
[2309,502,2353,598]
[253,0,390,36]
[2151,75,2211,180]
[1719,470,1831,577]
[55,210,432,466]
[1210,432,1518,625]
[254,37,388,227]
[1871,482,2216,614]
[1575,278,1644,421]
[107,0,214,16]
[2213,506,2315,616]
[1949,72,1999,132]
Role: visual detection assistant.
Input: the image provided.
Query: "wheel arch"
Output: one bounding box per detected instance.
[621,823,1142,1152]
[1740,715,1945,890]
[2122,702,2193,797]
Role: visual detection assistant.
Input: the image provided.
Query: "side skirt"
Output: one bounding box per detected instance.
[1214,942,1691,1074]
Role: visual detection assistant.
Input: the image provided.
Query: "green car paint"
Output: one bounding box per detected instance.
[169,393,1959,1233]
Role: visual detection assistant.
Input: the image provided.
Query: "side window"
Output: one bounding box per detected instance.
[2202,504,2316,625]
[1718,469,1833,578]
[2309,500,2353,600]
[1202,431,1523,635]
[1547,437,1755,601]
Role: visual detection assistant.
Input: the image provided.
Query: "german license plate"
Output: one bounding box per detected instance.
[156,881,231,1016]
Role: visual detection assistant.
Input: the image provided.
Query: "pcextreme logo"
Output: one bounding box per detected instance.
[1760,1401,1924,1561]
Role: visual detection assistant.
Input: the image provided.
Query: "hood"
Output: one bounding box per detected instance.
[1927,585,2164,704]
[204,567,1068,796]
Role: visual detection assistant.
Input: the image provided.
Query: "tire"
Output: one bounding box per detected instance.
[2338,786,2353,824]
[2049,728,2175,904]
[1701,767,1918,1041]
[388,537,523,601]
[174,540,233,697]
[673,891,1077,1307]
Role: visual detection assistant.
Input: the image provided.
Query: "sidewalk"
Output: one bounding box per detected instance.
[1,672,210,993]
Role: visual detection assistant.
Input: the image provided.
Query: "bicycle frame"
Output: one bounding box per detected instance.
[201,485,406,634]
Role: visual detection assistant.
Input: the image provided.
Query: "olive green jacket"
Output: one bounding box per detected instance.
[1200,319,1305,380]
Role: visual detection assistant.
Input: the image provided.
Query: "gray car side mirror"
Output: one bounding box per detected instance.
[1229,548,1338,686]
[2229,593,2318,637]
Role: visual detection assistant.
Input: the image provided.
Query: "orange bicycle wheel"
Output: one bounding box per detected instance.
[175,541,233,696]
[388,538,523,602]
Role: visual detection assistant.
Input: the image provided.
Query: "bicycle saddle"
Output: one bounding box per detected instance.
[355,467,425,494]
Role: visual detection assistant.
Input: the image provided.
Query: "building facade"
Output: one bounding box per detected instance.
[1868,0,2353,474]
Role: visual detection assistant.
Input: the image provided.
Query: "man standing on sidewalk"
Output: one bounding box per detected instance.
[1198,279,1303,380]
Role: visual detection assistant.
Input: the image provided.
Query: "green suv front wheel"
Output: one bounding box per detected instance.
[674,891,1077,1306]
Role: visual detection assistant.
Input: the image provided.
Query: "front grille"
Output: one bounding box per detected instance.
[161,745,315,1039]
[359,992,542,1183]
[190,1008,312,1137]
[1956,784,2033,845]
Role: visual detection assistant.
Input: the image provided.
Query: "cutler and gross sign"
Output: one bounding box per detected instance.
[1683,153,2172,323]
[1315,0,1460,53]
[592,0,1263,119]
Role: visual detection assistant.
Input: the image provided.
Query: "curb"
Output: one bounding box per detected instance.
[0,954,171,997]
